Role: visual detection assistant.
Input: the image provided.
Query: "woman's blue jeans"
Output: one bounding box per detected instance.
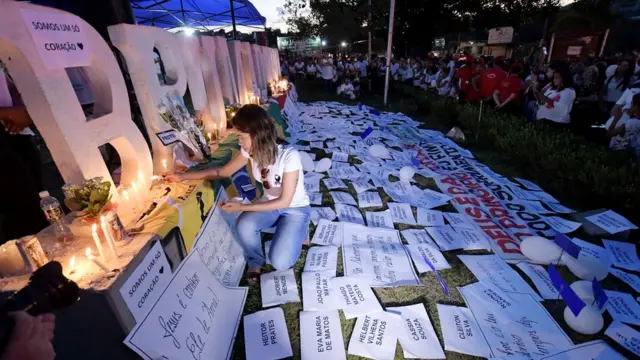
[235,206,310,270]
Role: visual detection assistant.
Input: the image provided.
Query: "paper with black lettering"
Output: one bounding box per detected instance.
[516,262,560,299]
[604,290,640,325]
[426,225,466,251]
[260,269,300,308]
[310,141,324,149]
[311,219,342,247]
[539,340,626,360]
[300,310,347,360]
[419,188,452,209]
[603,239,640,271]
[544,201,575,214]
[443,212,475,229]
[572,237,612,265]
[358,191,383,208]
[350,179,375,193]
[454,228,492,251]
[387,304,445,359]
[387,202,417,225]
[335,203,365,225]
[305,176,321,193]
[544,216,581,233]
[331,151,349,162]
[323,177,347,190]
[310,207,337,225]
[308,192,323,205]
[437,304,492,358]
[331,276,383,319]
[458,254,542,300]
[401,229,437,247]
[330,191,358,206]
[243,307,293,360]
[366,210,394,229]
[347,311,401,360]
[458,285,574,359]
[304,246,338,274]
[605,321,640,357]
[609,268,640,292]
[416,208,445,226]
[123,251,247,360]
[301,270,339,311]
[405,243,450,273]
[586,210,638,234]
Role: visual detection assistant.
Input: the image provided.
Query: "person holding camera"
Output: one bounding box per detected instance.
[1,312,55,360]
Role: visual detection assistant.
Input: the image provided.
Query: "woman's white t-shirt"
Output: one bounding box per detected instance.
[536,87,576,124]
[307,65,316,74]
[241,145,309,208]
[321,64,334,80]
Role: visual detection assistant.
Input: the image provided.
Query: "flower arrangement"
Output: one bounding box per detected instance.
[62,177,112,217]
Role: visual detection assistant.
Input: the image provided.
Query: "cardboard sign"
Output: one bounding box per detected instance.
[366,210,394,229]
[401,229,437,247]
[539,340,626,360]
[243,308,293,360]
[416,208,445,226]
[119,241,172,322]
[405,243,450,273]
[387,202,417,225]
[605,290,640,325]
[301,270,338,311]
[516,262,560,299]
[331,276,383,319]
[357,191,383,208]
[603,240,640,271]
[347,311,401,360]
[20,8,91,70]
[260,269,300,308]
[387,304,445,359]
[334,203,365,225]
[437,304,492,358]
[311,219,342,247]
[155,129,180,146]
[300,310,347,360]
[605,321,640,357]
[304,246,338,274]
[123,252,247,360]
[426,225,466,251]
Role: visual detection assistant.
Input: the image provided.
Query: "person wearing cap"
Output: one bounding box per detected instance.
[493,63,524,115]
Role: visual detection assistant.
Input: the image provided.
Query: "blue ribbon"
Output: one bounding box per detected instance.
[423,255,449,296]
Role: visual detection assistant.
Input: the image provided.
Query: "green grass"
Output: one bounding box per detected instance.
[229,80,633,359]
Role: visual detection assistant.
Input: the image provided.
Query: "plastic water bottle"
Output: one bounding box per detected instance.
[39,191,73,242]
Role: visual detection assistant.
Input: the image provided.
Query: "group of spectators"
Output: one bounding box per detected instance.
[281,51,640,157]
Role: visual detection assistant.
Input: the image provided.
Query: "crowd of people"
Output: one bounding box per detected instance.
[280,51,640,157]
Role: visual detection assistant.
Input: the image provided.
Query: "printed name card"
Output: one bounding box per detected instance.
[311,219,343,246]
[443,212,475,229]
[330,191,358,206]
[335,203,365,225]
[299,310,347,360]
[260,268,300,308]
[350,179,375,193]
[304,246,338,274]
[308,192,323,205]
[437,304,492,358]
[310,207,337,225]
[358,191,383,208]
[416,208,445,226]
[347,311,401,360]
[388,202,417,225]
[454,228,492,251]
[603,240,640,271]
[609,268,640,292]
[366,210,394,229]
[243,308,293,360]
[544,216,582,234]
[302,270,338,311]
[426,225,466,251]
[404,244,451,273]
[323,177,347,190]
[605,321,640,357]
[387,304,446,359]
[331,276,382,319]
[401,229,437,246]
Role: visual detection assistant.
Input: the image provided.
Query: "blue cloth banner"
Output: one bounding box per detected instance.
[554,232,581,259]
[423,255,449,296]
[548,263,586,316]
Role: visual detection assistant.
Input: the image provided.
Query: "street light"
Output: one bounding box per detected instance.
[321,40,326,46]
[341,42,347,47]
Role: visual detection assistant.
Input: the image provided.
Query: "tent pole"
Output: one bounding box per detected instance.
[383,0,396,107]
[368,0,372,61]
[230,0,237,40]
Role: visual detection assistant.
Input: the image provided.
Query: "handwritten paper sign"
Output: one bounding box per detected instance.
[416,208,445,226]
[401,229,437,247]
[20,8,91,70]
[586,210,638,234]
[301,270,338,311]
[300,310,347,360]
[544,216,582,233]
[605,321,640,357]
[311,219,342,246]
[310,207,337,225]
[388,202,417,225]
[458,254,542,301]
[516,262,560,299]
[603,239,640,271]
[405,243,450,273]
[366,210,394,229]
[357,191,383,208]
[260,269,300,308]
[335,203,365,225]
[454,228,492,250]
[539,340,626,360]
[387,304,445,359]
[572,238,612,265]
[243,307,293,360]
[123,252,247,360]
[426,225,466,251]
[347,311,401,360]
[119,241,172,322]
[331,276,383,319]
[605,290,640,325]
[437,304,492,358]
[609,268,640,292]
[418,189,452,209]
[444,212,475,229]
[304,246,338,274]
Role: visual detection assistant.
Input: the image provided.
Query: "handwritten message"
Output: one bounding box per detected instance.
[605,321,640,357]
[416,208,445,226]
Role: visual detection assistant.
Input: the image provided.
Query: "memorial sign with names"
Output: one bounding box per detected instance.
[347,311,401,360]
[405,243,451,273]
[605,290,640,325]
[260,269,300,308]
[301,270,338,311]
[605,321,640,357]
[416,208,445,226]
[603,240,640,271]
[300,310,347,360]
[357,191,383,208]
[516,262,560,299]
[366,210,394,229]
[331,276,383,319]
[387,304,446,359]
[437,304,492,358]
[330,191,358,206]
[586,210,638,234]
[335,203,365,225]
[426,225,466,251]
[609,268,640,292]
[539,340,626,360]
[304,246,338,274]
[311,219,342,246]
[243,308,293,360]
[401,229,437,246]
[388,202,417,225]
[310,207,337,225]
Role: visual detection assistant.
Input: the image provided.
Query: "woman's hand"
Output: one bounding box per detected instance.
[164,173,184,183]
[0,312,56,360]
[220,201,245,214]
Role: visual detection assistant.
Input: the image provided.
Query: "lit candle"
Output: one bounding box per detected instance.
[131,181,144,210]
[231,111,236,117]
[100,216,118,258]
[86,248,110,273]
[91,223,106,261]
[162,159,168,173]
[207,132,212,142]
[68,255,76,276]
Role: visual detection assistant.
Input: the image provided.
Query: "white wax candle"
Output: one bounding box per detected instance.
[100,216,118,258]
[91,223,106,261]
[86,248,110,272]
[131,181,144,211]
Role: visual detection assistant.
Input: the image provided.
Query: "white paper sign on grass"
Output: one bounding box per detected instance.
[311,219,342,247]
[300,310,347,360]
[310,207,337,225]
[347,311,401,360]
[437,304,492,358]
[330,191,358,206]
[386,304,445,359]
[454,228,492,251]
[366,210,394,229]
[586,210,638,234]
[304,246,338,274]
[401,229,437,246]
[420,189,452,209]
[351,180,375,193]
[308,192,323,205]
[603,239,640,271]
[243,308,293,360]
[310,141,324,149]
[358,191,383,208]
[388,202,417,225]
[539,340,626,360]
[335,203,365,225]
[331,276,383,319]
[123,252,247,360]
[416,208,445,226]
[305,177,321,193]
[443,212,475,229]
[426,225,466,251]
[301,270,338,311]
[609,268,640,292]
[572,238,612,265]
[260,269,300,308]
[605,290,640,325]
[119,241,172,322]
[605,321,640,357]
[405,244,450,273]
[516,262,560,299]
[458,254,542,301]
[323,177,347,190]
[544,216,582,233]
[331,151,349,162]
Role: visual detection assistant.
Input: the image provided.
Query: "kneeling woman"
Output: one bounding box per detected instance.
[167,105,310,282]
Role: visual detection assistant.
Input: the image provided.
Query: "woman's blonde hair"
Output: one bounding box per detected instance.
[232,104,279,168]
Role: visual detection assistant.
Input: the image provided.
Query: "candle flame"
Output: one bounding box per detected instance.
[92,223,97,232]
[123,189,129,201]
[213,123,218,129]
[231,112,236,117]
[162,159,167,168]
[100,215,106,223]
[85,247,92,257]
[69,255,76,270]
[207,132,212,139]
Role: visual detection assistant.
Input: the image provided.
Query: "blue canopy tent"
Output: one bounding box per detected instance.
[131,0,266,36]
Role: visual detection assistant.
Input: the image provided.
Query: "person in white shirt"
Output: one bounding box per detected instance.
[294,58,305,83]
[306,61,317,80]
[167,105,310,281]
[391,60,400,81]
[359,57,368,79]
[608,92,640,157]
[603,60,633,113]
[320,58,334,92]
[606,80,640,132]
[534,67,576,129]
[337,78,356,99]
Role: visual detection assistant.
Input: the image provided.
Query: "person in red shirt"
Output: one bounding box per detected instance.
[479,56,507,100]
[456,60,474,103]
[493,63,523,115]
